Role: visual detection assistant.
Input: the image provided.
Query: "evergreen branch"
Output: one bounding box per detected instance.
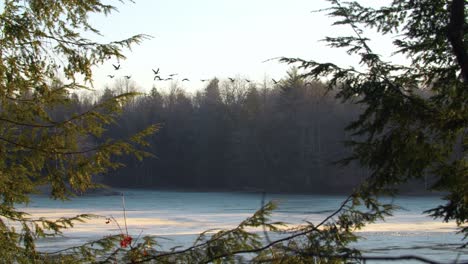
[131,195,353,263]
[197,195,355,264]
[127,202,279,263]
[0,117,55,128]
[4,95,38,103]
[330,0,373,54]
[25,26,151,49]
[100,247,123,263]
[57,92,140,125]
[0,135,102,154]
[267,250,463,264]
[355,255,467,264]
[3,213,95,226]
[0,92,139,129]
[40,235,120,255]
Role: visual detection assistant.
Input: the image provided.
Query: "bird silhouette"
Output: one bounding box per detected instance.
[152,68,159,75]
[245,79,251,83]
[124,75,131,79]
[112,64,120,70]
[228,77,235,83]
[168,73,178,77]
[201,79,208,82]
[107,75,115,78]
[165,77,173,81]
[182,78,190,81]
[154,76,163,81]
[272,78,278,84]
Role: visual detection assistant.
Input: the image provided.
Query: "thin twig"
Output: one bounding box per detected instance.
[122,193,129,236]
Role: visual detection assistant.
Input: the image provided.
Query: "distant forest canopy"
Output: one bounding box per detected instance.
[56,69,425,193]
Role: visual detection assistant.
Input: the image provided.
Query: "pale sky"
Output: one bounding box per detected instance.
[88,0,396,94]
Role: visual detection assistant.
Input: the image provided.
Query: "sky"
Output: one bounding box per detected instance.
[87,0,396,94]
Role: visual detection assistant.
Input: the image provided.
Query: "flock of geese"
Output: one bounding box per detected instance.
[106,63,283,85]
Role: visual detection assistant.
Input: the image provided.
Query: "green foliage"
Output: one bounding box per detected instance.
[281,0,468,240]
[0,0,156,262]
[1,0,463,262]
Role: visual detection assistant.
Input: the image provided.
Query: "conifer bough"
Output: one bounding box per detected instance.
[0,0,157,261]
[281,0,467,243]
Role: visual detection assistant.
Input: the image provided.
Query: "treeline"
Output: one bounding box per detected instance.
[66,69,371,193]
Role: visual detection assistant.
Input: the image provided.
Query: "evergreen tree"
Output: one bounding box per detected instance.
[195,78,230,187]
[282,0,468,239]
[0,0,157,261]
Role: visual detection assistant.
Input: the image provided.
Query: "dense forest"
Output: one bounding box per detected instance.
[54,69,372,193]
[52,69,426,193]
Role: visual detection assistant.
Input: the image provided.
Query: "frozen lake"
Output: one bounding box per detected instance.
[21,189,467,263]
